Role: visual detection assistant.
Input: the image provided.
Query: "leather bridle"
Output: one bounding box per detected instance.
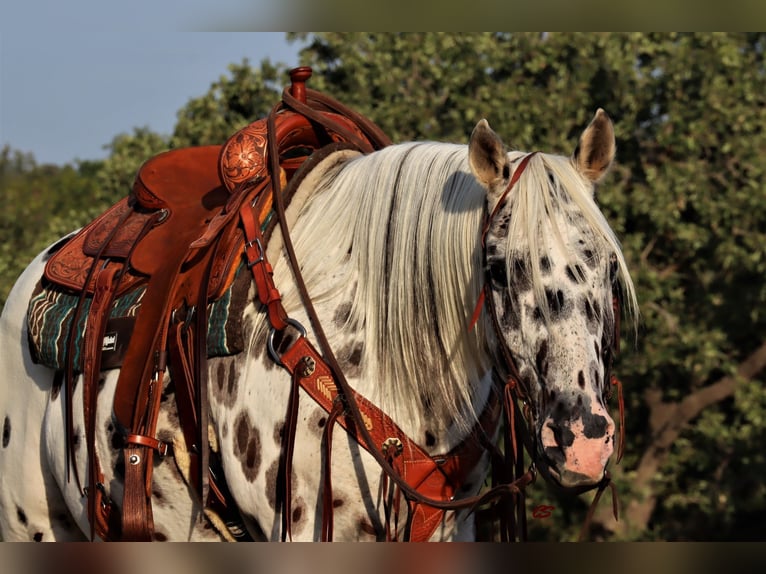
[472,151,626,540]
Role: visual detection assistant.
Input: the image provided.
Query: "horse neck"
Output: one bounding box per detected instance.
[266,143,497,449]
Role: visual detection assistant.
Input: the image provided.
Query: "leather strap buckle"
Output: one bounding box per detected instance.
[245,237,265,268]
[125,433,171,457]
[267,318,307,367]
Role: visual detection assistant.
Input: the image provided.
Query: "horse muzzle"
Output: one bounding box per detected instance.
[537,412,616,489]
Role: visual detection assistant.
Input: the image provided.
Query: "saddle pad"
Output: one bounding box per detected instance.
[27,264,250,373]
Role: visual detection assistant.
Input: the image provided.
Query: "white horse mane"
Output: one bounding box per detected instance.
[268,141,637,433]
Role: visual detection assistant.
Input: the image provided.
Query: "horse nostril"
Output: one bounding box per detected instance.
[546,420,575,448]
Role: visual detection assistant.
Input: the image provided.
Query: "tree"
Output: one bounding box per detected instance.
[290,32,766,541]
[95,127,171,202]
[0,145,104,307]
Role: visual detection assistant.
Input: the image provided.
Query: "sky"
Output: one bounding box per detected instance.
[1,21,303,165]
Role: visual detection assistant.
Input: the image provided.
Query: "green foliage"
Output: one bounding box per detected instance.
[0,146,105,306]
[2,33,765,541]
[96,127,172,203]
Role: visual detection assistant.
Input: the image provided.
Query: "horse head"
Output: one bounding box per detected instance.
[469,109,636,490]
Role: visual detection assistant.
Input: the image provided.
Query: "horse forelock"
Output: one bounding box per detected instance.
[496,151,638,335]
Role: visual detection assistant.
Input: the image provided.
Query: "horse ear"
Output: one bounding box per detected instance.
[573,108,616,183]
[469,119,511,195]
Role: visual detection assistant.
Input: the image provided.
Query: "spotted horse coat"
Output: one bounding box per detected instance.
[0,110,637,541]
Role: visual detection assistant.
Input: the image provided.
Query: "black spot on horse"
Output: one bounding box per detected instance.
[578,370,586,389]
[584,299,595,322]
[487,258,507,289]
[153,532,168,541]
[566,264,586,284]
[334,301,353,327]
[160,379,175,403]
[358,518,380,538]
[292,505,303,524]
[540,256,552,274]
[215,362,226,394]
[265,459,279,510]
[2,416,10,448]
[271,330,295,355]
[536,340,549,379]
[226,362,238,400]
[338,341,364,378]
[333,498,345,508]
[545,288,566,319]
[494,212,511,238]
[33,532,44,542]
[425,431,436,447]
[501,291,520,330]
[233,411,261,481]
[236,414,249,451]
[110,428,123,450]
[307,409,328,438]
[16,506,28,525]
[582,249,597,269]
[511,257,531,292]
[51,370,64,401]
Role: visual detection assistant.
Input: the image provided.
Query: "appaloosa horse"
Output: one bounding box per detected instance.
[0,108,636,541]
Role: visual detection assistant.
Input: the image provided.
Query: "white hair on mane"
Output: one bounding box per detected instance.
[265,141,637,433]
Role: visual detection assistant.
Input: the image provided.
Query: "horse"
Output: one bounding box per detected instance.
[0,108,637,541]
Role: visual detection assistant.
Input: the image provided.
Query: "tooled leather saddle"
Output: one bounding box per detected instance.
[42,67,392,540]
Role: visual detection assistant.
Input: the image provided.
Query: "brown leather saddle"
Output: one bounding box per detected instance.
[42,67,391,540]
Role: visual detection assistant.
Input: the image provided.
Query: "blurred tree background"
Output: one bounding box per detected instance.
[1,32,764,541]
